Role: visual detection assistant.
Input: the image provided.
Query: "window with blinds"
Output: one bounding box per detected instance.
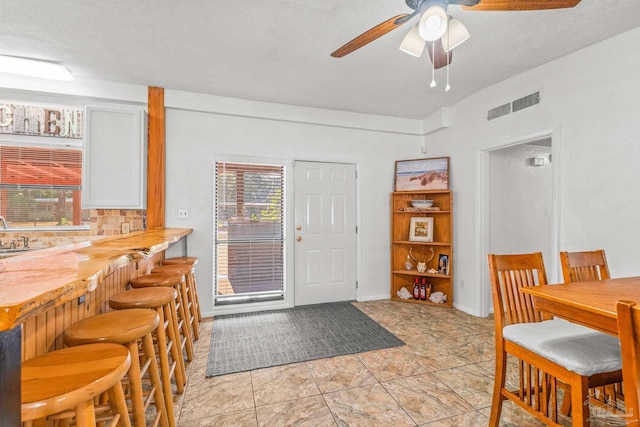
[214,161,285,304]
[0,144,88,228]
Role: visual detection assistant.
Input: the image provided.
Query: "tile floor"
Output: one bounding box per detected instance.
[172,300,617,426]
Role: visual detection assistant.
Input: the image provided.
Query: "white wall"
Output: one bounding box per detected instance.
[162,93,425,316]
[425,26,640,316]
[489,143,553,266]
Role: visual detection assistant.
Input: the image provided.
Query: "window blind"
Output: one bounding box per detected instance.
[0,144,86,228]
[214,161,285,303]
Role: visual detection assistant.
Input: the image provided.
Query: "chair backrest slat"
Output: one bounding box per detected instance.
[616,300,640,425]
[488,252,548,330]
[560,249,610,283]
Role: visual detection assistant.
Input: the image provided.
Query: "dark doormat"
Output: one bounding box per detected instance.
[206,301,405,377]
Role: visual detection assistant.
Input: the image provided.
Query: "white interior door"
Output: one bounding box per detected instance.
[294,161,356,305]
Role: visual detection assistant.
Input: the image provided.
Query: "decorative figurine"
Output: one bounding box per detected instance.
[409,247,434,274]
[396,287,412,299]
[404,254,413,271]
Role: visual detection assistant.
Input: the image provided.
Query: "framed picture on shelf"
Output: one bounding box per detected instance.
[394,157,449,191]
[409,217,434,242]
[438,254,449,275]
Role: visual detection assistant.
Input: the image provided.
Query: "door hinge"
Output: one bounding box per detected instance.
[356,226,358,233]
[355,170,358,178]
[356,281,359,289]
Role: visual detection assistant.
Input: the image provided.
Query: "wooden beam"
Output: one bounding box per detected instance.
[147,86,165,228]
[72,190,81,225]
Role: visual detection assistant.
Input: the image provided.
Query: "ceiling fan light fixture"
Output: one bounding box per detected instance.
[441,17,470,52]
[0,55,73,81]
[399,25,426,57]
[418,5,448,42]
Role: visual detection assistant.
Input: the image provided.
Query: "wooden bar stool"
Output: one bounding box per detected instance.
[22,343,131,427]
[151,265,199,341]
[109,287,186,427]
[129,272,194,362]
[162,257,202,322]
[63,309,170,427]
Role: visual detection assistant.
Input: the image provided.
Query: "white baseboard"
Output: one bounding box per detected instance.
[358,294,391,302]
[452,301,486,317]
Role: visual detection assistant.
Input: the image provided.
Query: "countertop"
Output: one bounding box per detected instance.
[0,227,192,331]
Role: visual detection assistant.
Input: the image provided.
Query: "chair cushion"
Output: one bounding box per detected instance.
[503,319,621,376]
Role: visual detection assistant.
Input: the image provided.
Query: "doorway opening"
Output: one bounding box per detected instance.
[478,128,561,316]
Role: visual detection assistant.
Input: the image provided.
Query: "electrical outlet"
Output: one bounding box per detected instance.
[178,209,189,219]
[120,222,130,234]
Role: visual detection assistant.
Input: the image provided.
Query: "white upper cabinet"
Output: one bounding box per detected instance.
[82,104,147,209]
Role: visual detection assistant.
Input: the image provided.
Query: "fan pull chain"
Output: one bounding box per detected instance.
[445,62,450,91]
[445,16,451,92]
[430,42,436,88]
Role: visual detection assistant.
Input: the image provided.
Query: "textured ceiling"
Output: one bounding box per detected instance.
[1,0,640,119]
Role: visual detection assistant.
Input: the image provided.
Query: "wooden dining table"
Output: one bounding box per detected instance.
[521,276,640,336]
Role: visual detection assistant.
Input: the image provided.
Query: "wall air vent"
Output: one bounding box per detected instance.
[512,91,541,113]
[487,103,511,121]
[487,90,542,121]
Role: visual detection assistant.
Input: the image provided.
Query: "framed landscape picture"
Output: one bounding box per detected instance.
[409,217,434,242]
[394,157,449,191]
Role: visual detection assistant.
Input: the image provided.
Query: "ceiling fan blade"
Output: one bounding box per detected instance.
[427,39,452,69]
[463,0,581,11]
[331,14,409,58]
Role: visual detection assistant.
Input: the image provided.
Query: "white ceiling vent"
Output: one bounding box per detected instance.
[487,90,541,121]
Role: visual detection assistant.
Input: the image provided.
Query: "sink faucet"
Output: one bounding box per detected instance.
[0,216,7,229]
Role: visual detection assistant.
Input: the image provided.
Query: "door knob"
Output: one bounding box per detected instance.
[296,236,302,242]
[296,226,301,231]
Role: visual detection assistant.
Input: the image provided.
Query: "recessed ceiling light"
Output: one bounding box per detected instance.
[0,55,73,81]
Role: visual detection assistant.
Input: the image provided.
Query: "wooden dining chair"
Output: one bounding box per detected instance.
[617,300,640,426]
[488,252,623,427]
[560,249,610,283]
[560,249,623,412]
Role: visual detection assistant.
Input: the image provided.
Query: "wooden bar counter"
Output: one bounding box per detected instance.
[0,227,192,426]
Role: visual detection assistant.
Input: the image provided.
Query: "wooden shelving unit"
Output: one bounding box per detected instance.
[390,190,453,307]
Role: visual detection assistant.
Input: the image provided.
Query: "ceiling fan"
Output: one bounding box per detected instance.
[330,0,582,69]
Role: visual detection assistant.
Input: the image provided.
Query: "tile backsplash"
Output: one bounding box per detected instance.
[0,209,146,250]
[91,209,146,237]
